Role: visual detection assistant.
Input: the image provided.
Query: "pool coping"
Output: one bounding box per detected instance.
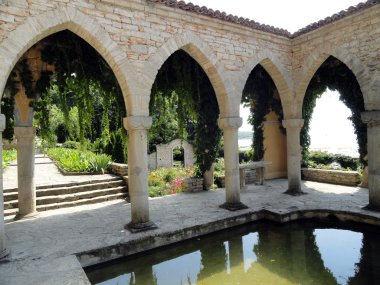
[77,208,380,268]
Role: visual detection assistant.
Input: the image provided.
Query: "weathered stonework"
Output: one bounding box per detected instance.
[0,0,378,257]
[110,162,128,177]
[181,177,203,192]
[302,168,361,187]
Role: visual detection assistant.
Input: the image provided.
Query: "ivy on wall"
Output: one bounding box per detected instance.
[151,50,221,175]
[301,56,367,165]
[241,65,283,161]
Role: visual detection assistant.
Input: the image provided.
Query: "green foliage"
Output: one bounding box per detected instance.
[89,154,111,174]
[2,149,17,169]
[47,148,111,173]
[103,128,128,163]
[239,149,254,163]
[2,30,126,157]
[1,92,14,141]
[151,50,221,175]
[302,56,366,165]
[62,140,81,149]
[241,65,283,161]
[306,151,360,171]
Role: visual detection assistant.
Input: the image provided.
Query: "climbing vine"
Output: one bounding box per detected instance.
[1,30,127,161]
[301,56,367,165]
[241,65,283,161]
[150,50,221,175]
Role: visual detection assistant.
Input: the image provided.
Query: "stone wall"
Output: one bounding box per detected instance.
[110,162,128,176]
[302,168,361,186]
[181,177,203,192]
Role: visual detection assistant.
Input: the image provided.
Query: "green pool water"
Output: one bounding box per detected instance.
[85,220,380,285]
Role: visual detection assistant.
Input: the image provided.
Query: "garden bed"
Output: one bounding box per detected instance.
[302,168,360,186]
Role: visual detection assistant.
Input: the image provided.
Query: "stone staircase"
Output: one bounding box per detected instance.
[3,177,129,217]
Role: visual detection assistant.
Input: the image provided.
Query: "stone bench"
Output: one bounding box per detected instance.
[239,161,272,189]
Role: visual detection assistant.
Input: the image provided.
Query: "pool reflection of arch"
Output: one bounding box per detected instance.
[86,221,380,285]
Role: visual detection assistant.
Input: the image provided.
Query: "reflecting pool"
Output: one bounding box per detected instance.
[85,220,380,285]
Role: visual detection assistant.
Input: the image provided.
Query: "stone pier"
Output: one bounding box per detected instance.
[14,126,37,219]
[124,116,157,232]
[218,117,248,211]
[0,114,8,259]
[282,119,304,195]
[362,111,380,210]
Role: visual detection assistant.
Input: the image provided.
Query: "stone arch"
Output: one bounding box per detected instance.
[142,31,234,117]
[238,51,292,118]
[0,6,137,113]
[155,139,195,168]
[296,48,372,114]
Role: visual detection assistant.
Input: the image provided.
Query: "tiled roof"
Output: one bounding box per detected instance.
[149,0,379,38]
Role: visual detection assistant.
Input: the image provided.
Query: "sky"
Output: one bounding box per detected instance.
[187,0,364,33]
[187,0,362,155]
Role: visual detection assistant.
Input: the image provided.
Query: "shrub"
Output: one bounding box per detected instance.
[89,154,111,174]
[62,141,81,149]
[148,166,195,197]
[47,148,111,173]
[239,149,254,163]
[163,168,177,183]
[306,151,360,171]
[148,176,165,187]
[2,149,16,169]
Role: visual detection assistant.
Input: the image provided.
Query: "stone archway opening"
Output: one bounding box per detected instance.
[301,56,366,183]
[241,64,287,179]
[1,30,128,219]
[149,49,221,177]
[172,146,185,167]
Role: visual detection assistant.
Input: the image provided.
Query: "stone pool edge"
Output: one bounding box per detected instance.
[77,208,380,269]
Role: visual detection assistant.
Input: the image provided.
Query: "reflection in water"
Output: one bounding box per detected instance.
[86,221,380,285]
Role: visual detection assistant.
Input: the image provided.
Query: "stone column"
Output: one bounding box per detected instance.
[282,119,305,195]
[362,111,380,210]
[0,114,9,259]
[124,116,157,232]
[14,126,38,219]
[218,117,248,211]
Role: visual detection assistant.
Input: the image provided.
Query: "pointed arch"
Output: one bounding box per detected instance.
[0,7,136,113]
[238,51,292,118]
[296,48,371,113]
[142,31,234,117]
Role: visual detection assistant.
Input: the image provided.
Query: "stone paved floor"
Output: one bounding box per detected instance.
[1,179,379,285]
[3,154,119,190]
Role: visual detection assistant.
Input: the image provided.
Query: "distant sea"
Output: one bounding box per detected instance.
[238,131,252,150]
[238,131,359,157]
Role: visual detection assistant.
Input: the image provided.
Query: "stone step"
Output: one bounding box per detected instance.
[4,192,128,216]
[4,186,128,210]
[3,176,123,193]
[3,180,126,202]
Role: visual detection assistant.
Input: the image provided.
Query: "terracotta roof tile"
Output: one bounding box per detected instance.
[148,0,379,38]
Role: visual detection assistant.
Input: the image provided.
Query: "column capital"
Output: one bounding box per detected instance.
[362,111,380,127]
[123,116,152,131]
[282,119,304,129]
[14,126,36,139]
[0,114,5,132]
[218,117,242,129]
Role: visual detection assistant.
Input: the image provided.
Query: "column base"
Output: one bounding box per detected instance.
[0,248,9,260]
[15,211,39,220]
[219,202,248,211]
[363,204,380,212]
[283,189,307,196]
[125,221,158,233]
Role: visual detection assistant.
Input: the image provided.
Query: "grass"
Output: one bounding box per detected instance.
[2,149,17,169]
[47,148,111,173]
